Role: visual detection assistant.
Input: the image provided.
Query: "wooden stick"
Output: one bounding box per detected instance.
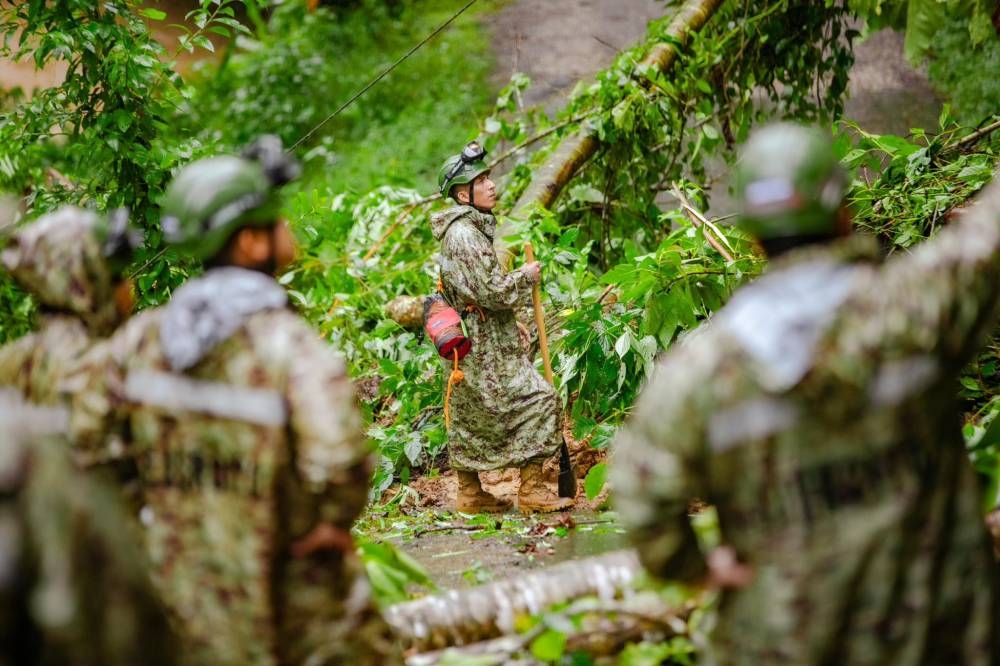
[523,242,554,384]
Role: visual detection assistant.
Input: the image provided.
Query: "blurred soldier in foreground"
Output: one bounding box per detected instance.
[613,123,999,665]
[70,137,401,665]
[0,209,175,664]
[432,141,574,514]
[0,206,138,403]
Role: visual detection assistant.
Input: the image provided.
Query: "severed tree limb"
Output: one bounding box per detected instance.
[950,116,1000,152]
[384,549,644,651]
[404,592,694,664]
[386,295,426,329]
[500,0,726,255]
[670,184,735,262]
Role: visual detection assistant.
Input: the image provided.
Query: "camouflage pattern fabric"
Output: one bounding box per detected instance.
[0,316,91,406]
[0,391,177,666]
[0,206,126,407]
[0,208,176,663]
[431,205,562,471]
[612,181,1000,665]
[69,266,401,666]
[1,206,119,336]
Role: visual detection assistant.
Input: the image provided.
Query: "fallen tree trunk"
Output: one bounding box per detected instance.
[386,295,425,329]
[384,549,644,651]
[497,0,726,262]
[405,593,692,664]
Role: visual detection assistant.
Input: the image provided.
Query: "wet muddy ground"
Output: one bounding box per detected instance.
[383,508,629,589]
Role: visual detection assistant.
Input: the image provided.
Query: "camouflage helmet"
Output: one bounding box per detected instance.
[438,141,489,199]
[160,135,301,262]
[1,206,141,334]
[734,123,848,240]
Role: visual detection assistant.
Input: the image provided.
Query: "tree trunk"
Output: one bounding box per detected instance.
[405,594,691,664]
[497,0,726,263]
[384,549,645,650]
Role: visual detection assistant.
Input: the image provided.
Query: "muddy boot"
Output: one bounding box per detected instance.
[518,459,575,514]
[456,470,512,514]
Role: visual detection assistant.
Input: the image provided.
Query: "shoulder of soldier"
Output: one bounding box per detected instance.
[243,308,347,377]
[441,208,489,245]
[107,307,164,362]
[38,314,90,341]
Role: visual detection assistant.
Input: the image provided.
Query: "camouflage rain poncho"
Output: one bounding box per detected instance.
[613,180,1000,664]
[431,205,562,471]
[69,267,401,666]
[0,207,122,402]
[0,208,178,664]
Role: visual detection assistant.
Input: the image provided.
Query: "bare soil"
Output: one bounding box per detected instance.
[0,2,224,96]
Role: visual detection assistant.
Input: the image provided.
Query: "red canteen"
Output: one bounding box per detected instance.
[423,294,471,360]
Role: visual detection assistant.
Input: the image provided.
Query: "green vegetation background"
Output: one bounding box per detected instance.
[1,0,999,508]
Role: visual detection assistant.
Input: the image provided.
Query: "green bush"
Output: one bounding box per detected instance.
[189,0,495,194]
[927,14,1000,127]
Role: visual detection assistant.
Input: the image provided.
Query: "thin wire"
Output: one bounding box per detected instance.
[288,0,479,152]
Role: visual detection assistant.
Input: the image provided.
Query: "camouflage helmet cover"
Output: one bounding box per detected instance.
[1,206,137,334]
[438,141,489,198]
[734,123,848,240]
[160,135,301,262]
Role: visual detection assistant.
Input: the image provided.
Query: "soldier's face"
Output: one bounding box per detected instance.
[472,173,497,210]
[458,173,497,211]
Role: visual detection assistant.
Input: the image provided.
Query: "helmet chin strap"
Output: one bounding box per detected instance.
[468,182,475,209]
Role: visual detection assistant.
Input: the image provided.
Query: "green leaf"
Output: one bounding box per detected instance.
[439,652,501,666]
[614,331,632,358]
[902,0,947,63]
[530,629,567,662]
[139,8,167,21]
[192,33,215,53]
[584,462,608,500]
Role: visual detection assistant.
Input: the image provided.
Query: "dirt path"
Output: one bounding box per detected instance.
[489,1,941,132]
[490,0,664,111]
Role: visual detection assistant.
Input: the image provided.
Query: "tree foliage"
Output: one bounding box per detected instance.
[849,0,998,61]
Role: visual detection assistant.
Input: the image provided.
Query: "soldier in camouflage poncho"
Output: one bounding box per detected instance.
[434,142,574,514]
[70,137,402,665]
[613,124,999,665]
[0,392,177,666]
[0,208,176,664]
[0,206,137,403]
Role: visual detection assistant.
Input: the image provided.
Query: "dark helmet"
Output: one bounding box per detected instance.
[438,141,489,199]
[734,123,848,240]
[160,135,301,261]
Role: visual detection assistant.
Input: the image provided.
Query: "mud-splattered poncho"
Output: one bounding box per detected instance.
[431,205,562,471]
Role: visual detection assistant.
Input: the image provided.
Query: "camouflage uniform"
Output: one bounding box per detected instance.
[431,205,562,471]
[0,208,176,664]
[71,142,401,665]
[613,181,1000,662]
[0,207,122,401]
[0,394,177,666]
